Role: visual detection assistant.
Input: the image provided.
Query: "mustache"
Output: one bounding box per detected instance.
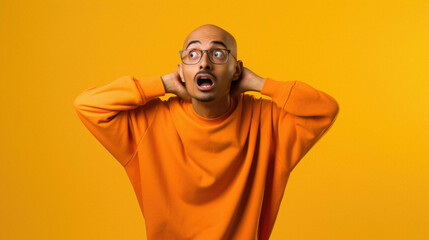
[194,71,216,81]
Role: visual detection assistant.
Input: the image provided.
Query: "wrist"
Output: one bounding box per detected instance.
[253,76,266,92]
[161,75,171,93]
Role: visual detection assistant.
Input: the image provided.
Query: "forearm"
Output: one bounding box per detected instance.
[74,75,165,117]
[261,78,339,118]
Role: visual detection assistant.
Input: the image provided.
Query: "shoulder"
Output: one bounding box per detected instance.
[234,94,273,118]
[241,93,274,108]
[131,96,176,116]
[156,95,187,113]
[129,96,181,124]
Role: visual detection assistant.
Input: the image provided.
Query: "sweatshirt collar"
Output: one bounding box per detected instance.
[186,95,238,125]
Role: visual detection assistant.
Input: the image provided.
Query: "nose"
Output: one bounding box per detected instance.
[199,51,212,70]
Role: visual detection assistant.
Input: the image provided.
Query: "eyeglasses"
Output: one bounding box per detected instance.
[179,48,237,65]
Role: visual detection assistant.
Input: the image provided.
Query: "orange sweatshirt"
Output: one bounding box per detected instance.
[74,75,339,240]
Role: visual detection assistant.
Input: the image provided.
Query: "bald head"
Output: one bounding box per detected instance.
[182,24,238,59]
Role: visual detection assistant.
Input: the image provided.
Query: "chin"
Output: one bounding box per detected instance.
[194,95,216,102]
[191,94,216,102]
[188,88,217,102]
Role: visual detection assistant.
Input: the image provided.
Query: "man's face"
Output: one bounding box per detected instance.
[178,28,242,102]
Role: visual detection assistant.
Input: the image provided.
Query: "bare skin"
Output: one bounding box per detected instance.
[161,24,265,118]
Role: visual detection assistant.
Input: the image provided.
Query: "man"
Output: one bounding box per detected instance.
[74,24,339,240]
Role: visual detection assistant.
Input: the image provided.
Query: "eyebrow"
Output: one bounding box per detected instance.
[186,40,228,49]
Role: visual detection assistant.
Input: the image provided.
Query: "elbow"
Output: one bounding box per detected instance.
[73,86,97,112]
[332,98,340,118]
[325,93,340,120]
[327,99,340,126]
[73,94,89,116]
[73,96,83,112]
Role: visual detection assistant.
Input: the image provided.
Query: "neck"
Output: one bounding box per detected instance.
[191,95,232,119]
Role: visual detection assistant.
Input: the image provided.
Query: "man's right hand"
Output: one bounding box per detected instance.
[161,70,192,101]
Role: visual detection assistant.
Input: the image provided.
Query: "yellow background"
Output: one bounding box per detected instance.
[1,0,428,239]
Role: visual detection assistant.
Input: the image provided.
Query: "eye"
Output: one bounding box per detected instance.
[212,49,224,58]
[189,50,200,59]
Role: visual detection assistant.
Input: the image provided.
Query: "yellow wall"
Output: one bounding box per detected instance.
[1,0,428,239]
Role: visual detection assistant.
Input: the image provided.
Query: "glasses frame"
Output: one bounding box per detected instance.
[179,48,237,65]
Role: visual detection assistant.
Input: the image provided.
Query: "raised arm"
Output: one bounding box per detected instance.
[232,66,339,172]
[73,75,166,166]
[261,77,340,172]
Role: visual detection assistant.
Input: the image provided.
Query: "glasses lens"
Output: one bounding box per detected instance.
[181,49,201,64]
[209,49,228,64]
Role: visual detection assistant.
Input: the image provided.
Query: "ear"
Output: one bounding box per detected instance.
[178,63,185,83]
[232,60,243,81]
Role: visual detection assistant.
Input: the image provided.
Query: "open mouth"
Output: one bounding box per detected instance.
[197,77,214,87]
[195,74,215,91]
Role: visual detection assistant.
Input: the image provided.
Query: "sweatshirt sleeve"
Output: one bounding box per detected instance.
[260,77,339,172]
[73,75,166,166]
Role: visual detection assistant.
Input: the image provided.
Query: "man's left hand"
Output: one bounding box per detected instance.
[230,66,266,96]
